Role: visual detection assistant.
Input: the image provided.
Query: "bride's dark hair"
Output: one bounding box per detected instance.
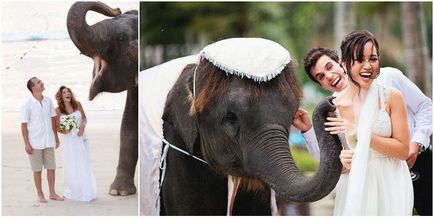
[340,30,380,89]
[56,85,78,115]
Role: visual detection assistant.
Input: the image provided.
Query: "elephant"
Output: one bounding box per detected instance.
[67,1,138,196]
[158,57,343,214]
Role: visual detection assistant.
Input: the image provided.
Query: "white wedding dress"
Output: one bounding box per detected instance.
[61,111,97,202]
[334,86,413,215]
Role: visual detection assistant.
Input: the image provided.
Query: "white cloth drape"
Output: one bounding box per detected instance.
[342,81,379,215]
[139,55,198,215]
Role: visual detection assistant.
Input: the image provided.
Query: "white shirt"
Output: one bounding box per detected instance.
[303,67,433,160]
[20,95,57,149]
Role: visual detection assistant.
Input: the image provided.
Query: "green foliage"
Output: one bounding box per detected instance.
[289,146,318,172]
[423,2,432,57]
[140,2,432,94]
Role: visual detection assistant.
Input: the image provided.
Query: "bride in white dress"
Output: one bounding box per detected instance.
[325,31,413,215]
[55,86,97,202]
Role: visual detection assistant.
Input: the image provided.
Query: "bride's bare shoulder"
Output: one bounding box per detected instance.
[386,88,405,111]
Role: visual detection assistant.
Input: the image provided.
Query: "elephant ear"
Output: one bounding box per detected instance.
[163,64,198,155]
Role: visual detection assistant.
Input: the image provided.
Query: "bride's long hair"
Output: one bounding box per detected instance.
[56,85,78,115]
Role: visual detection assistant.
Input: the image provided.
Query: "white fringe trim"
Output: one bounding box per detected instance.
[200,51,291,83]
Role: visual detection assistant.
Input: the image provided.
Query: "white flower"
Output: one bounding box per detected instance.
[60,115,78,132]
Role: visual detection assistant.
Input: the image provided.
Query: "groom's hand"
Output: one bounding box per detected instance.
[55,136,60,149]
[406,142,419,169]
[25,143,33,155]
[292,107,312,133]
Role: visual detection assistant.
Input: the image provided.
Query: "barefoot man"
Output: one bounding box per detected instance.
[20,77,64,203]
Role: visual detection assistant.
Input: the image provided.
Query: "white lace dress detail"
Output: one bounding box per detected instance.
[333,86,413,215]
[60,110,97,201]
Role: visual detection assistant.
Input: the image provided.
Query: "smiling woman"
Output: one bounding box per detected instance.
[340,31,381,90]
[54,85,97,202]
[332,30,413,216]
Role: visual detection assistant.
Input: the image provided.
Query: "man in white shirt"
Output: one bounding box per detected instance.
[20,77,64,203]
[294,47,432,215]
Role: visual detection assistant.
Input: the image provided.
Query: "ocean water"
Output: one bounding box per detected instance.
[1,1,138,112]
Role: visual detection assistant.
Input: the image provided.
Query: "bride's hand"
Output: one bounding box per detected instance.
[340,149,353,171]
[62,129,71,134]
[324,117,353,135]
[77,127,84,137]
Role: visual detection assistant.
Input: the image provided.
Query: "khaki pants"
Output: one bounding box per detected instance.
[28,147,56,172]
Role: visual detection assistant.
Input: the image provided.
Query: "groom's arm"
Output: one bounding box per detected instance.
[292,107,320,160]
[49,100,59,148]
[302,128,320,160]
[52,117,60,148]
[20,103,33,155]
[21,123,33,155]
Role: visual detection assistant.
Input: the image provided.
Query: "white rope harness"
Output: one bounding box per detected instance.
[193,65,198,100]
[159,138,208,188]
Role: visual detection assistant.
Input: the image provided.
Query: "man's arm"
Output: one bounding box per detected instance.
[379,67,432,168]
[21,123,33,155]
[292,108,320,160]
[302,128,320,160]
[49,99,60,148]
[52,117,60,148]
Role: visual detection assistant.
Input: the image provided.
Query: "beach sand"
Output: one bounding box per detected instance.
[2,2,139,214]
[2,111,138,216]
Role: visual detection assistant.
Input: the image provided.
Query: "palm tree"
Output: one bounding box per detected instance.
[401,2,431,97]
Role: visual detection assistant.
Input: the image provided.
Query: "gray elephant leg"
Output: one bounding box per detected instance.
[109,87,138,196]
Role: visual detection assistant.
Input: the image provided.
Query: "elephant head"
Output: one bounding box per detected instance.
[163,59,342,203]
[67,1,138,100]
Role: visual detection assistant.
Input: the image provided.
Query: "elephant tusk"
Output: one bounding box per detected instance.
[227,175,241,215]
[92,55,107,78]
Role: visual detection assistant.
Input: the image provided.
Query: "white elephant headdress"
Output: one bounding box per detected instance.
[199,37,292,83]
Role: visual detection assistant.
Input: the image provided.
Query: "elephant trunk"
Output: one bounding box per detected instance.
[244,97,342,202]
[66,2,121,57]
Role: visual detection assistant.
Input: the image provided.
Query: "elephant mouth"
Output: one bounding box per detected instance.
[89,55,107,100]
[228,175,268,193]
[227,175,269,214]
[238,177,267,193]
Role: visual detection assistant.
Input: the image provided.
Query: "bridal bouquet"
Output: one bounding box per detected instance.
[59,115,78,132]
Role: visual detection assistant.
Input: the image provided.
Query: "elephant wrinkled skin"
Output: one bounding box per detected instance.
[160,59,342,215]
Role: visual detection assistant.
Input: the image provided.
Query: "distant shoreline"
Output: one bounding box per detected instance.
[2,32,70,43]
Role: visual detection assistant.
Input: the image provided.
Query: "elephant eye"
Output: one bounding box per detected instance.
[222,111,240,141]
[223,111,238,125]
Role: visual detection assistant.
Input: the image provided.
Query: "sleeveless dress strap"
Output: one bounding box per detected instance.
[380,85,394,112]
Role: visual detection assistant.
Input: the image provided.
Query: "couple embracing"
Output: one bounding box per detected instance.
[20,77,96,203]
[291,30,432,215]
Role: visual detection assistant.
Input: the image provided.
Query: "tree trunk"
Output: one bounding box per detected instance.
[334,2,355,52]
[401,2,431,97]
